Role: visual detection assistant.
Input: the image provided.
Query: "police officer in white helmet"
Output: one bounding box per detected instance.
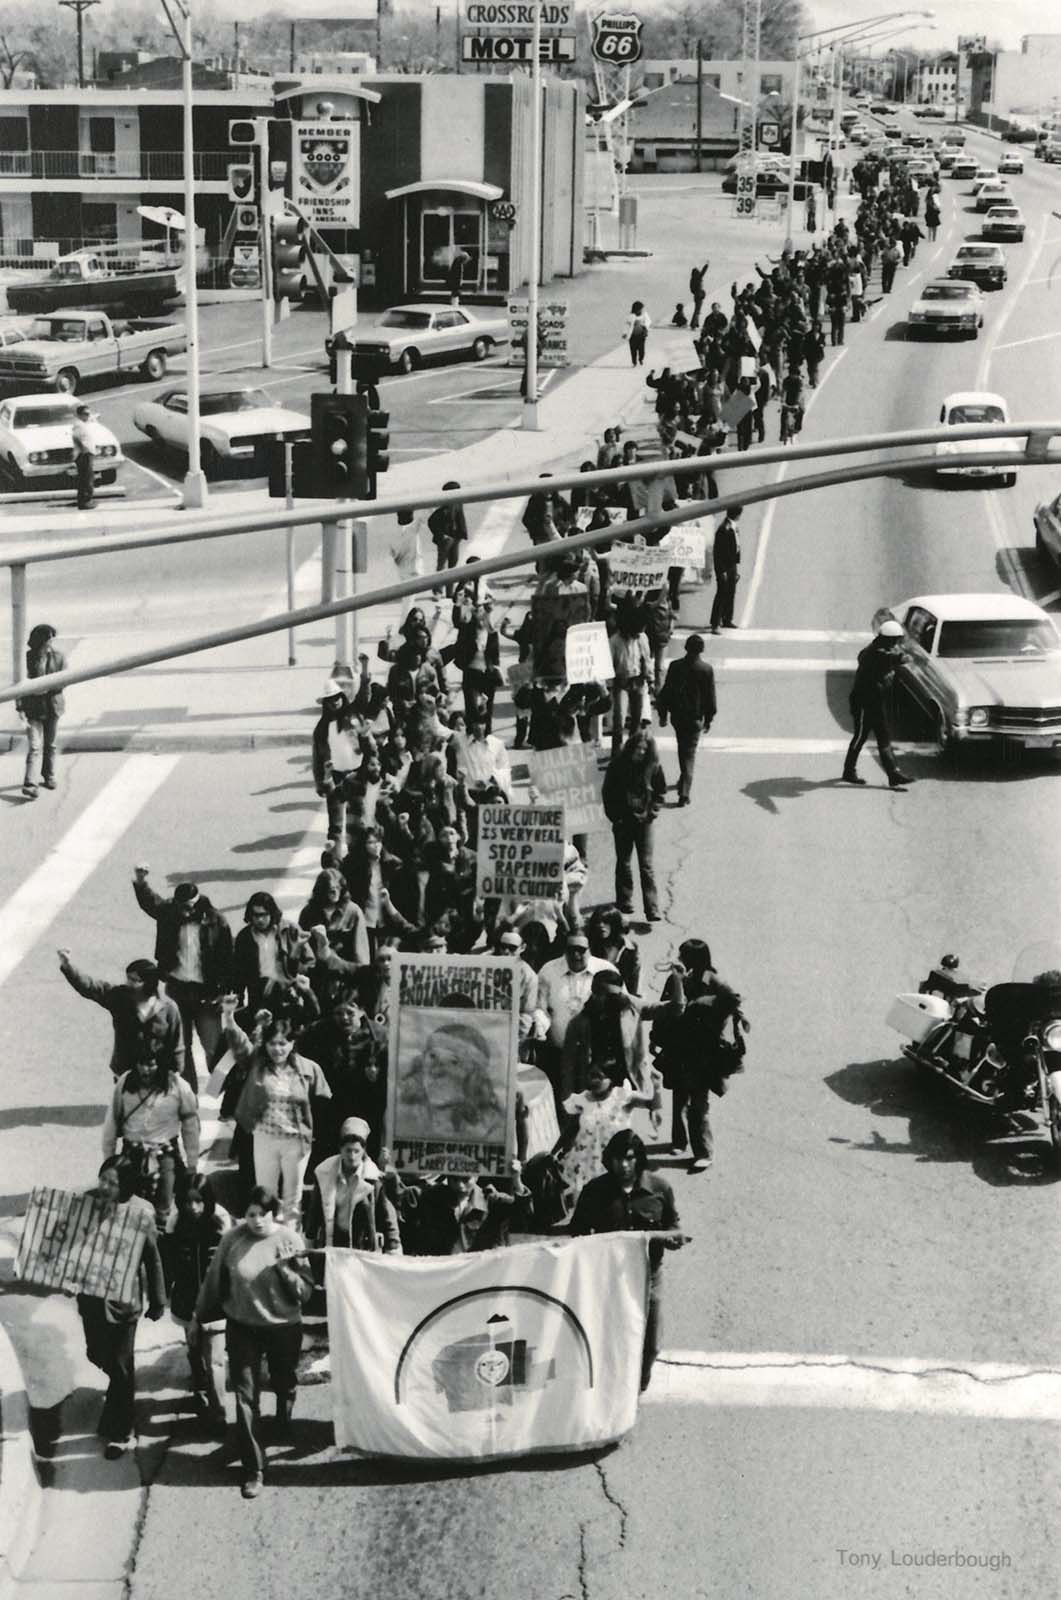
[842,619,912,791]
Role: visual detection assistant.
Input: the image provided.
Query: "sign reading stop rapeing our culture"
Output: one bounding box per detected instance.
[476,803,566,903]
[293,121,360,229]
[526,745,608,834]
[387,954,520,1177]
[17,1187,153,1301]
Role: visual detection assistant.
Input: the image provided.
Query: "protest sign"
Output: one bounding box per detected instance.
[720,388,755,429]
[476,804,565,902]
[328,1233,650,1461]
[608,546,671,594]
[659,523,708,569]
[17,1187,153,1300]
[565,622,612,685]
[526,744,607,833]
[387,954,519,1177]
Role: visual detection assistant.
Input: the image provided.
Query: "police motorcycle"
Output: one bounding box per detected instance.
[887,944,1061,1166]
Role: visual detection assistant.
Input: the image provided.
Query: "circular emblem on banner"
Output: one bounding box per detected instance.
[475,1349,511,1387]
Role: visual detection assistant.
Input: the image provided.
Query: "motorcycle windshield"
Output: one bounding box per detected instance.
[1010,942,1061,985]
[986,944,1061,1037]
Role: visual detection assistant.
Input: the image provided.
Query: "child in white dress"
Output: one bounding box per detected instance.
[560,1064,660,1216]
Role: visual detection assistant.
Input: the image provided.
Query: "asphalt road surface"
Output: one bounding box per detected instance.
[1,110,1060,1600]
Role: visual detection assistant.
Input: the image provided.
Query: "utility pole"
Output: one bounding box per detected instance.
[58,0,99,90]
[289,21,296,73]
[695,40,703,174]
[233,20,240,89]
[522,0,543,431]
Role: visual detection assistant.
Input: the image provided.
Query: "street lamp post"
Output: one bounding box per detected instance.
[522,0,542,431]
[179,2,206,507]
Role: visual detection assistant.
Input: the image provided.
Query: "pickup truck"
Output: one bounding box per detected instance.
[5,249,184,316]
[0,311,186,395]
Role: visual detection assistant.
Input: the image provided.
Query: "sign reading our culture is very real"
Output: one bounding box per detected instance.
[293,121,360,228]
[476,804,566,902]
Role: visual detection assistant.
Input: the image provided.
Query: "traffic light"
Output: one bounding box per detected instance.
[365,403,390,499]
[311,392,360,498]
[271,214,305,302]
[227,162,255,204]
[229,119,259,146]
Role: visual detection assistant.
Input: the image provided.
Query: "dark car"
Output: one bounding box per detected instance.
[1002,126,1038,143]
[947,243,1007,290]
[721,170,809,199]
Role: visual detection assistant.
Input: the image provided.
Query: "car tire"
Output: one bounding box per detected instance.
[6,457,25,488]
[933,703,955,760]
[1002,472,1017,488]
[471,337,490,361]
[1035,521,1046,555]
[98,468,117,486]
[398,349,418,375]
[55,367,80,396]
[200,442,220,480]
[142,350,167,382]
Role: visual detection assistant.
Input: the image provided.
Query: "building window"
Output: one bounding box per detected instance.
[760,74,782,96]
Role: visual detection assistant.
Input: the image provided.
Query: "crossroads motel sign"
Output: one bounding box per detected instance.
[462,1,576,65]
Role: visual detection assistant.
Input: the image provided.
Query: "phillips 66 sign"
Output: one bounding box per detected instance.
[591,12,643,64]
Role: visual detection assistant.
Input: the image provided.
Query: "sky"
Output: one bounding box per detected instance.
[803,0,1059,54]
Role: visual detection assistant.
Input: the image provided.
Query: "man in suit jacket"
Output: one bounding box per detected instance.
[710,505,742,632]
[656,634,717,806]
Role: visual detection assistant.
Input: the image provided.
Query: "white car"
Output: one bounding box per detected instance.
[334,303,511,376]
[934,391,1021,486]
[0,392,122,487]
[908,279,984,338]
[975,179,1010,212]
[999,151,1024,174]
[982,204,1026,242]
[133,386,310,476]
[878,593,1061,754]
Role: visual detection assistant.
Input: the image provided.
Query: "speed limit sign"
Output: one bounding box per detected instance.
[591,12,644,64]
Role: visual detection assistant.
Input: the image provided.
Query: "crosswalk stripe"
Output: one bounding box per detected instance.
[651,736,937,755]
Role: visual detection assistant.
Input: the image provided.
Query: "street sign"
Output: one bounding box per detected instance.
[233,243,261,267]
[462,34,575,62]
[234,203,259,232]
[293,121,360,228]
[758,121,780,147]
[591,11,643,64]
[226,162,255,204]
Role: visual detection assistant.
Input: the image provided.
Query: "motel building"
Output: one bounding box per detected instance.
[0,64,584,303]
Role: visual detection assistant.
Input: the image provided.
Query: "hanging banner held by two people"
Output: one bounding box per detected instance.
[293,121,360,228]
[327,1232,652,1461]
[476,804,566,903]
[17,1187,153,1300]
[387,954,520,1177]
[527,745,608,834]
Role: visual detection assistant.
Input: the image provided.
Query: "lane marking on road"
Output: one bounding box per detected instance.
[123,455,181,496]
[992,330,1061,352]
[710,627,867,642]
[427,369,554,407]
[977,209,1049,390]
[0,755,180,990]
[646,1350,1061,1423]
[650,735,936,755]
[739,345,849,628]
[708,656,856,671]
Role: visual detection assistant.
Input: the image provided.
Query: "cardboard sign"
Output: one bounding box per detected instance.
[17,1187,153,1301]
[608,546,670,593]
[720,389,755,429]
[476,804,566,903]
[526,744,607,833]
[660,523,707,568]
[387,954,520,1177]
[565,622,612,684]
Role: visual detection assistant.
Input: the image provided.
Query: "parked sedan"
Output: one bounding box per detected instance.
[133,386,310,476]
[1002,125,1037,143]
[0,392,122,487]
[947,242,1007,290]
[907,280,984,338]
[982,204,1026,242]
[333,303,510,377]
[878,594,1061,755]
[934,391,1021,486]
[1033,490,1061,569]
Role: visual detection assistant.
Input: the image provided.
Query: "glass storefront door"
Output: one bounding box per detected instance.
[419,205,484,291]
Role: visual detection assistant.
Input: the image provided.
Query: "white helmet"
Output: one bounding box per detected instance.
[878,619,904,639]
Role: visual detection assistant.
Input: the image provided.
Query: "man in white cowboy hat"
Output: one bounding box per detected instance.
[311,675,365,861]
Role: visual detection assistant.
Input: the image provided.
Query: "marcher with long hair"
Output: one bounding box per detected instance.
[570,1130,686,1390]
[165,1171,228,1430]
[602,726,667,922]
[232,891,314,1012]
[101,1052,201,1226]
[193,1185,314,1499]
[650,937,747,1173]
[77,1156,166,1459]
[16,622,65,800]
[57,949,183,1081]
[220,1003,332,1226]
[585,909,642,998]
[623,300,651,366]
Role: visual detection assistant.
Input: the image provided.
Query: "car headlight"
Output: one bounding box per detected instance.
[28,451,45,463]
[1044,1021,1061,1052]
[968,708,990,728]
[98,444,117,457]
[909,310,925,321]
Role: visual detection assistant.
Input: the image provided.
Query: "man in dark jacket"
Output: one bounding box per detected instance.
[688,261,710,327]
[709,505,742,632]
[842,619,912,790]
[427,482,468,597]
[656,634,717,805]
[57,951,184,1081]
[570,1129,686,1390]
[133,868,233,1086]
[602,727,667,921]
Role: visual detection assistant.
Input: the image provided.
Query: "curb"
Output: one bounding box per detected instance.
[2,726,310,755]
[0,1319,42,1599]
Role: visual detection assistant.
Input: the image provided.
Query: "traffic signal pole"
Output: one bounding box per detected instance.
[333,342,355,676]
[181,2,207,510]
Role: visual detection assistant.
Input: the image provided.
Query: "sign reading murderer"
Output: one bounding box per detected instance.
[17,1187,153,1300]
[388,954,520,1177]
[293,121,360,228]
[565,621,613,684]
[527,744,607,833]
[608,545,671,594]
[477,804,566,903]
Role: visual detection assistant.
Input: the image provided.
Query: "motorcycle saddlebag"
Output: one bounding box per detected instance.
[886,992,951,1042]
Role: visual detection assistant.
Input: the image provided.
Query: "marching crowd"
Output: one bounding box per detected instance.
[16,149,941,1496]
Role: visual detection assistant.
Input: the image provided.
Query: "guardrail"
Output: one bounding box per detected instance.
[2,421,1059,703]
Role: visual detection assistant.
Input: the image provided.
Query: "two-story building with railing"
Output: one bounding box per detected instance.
[0,79,273,268]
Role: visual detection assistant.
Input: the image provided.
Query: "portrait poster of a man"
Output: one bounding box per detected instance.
[388,955,520,1176]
